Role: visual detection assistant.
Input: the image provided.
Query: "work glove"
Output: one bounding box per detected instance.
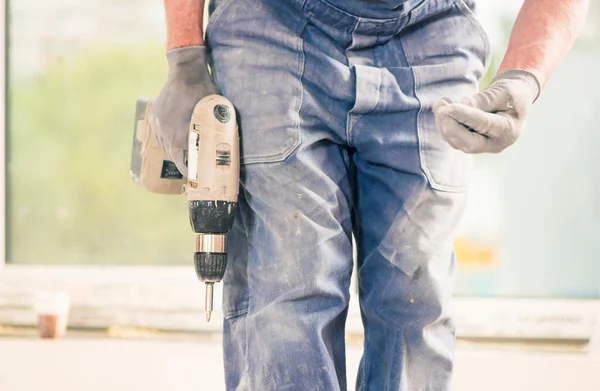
[432,69,541,154]
[149,46,218,176]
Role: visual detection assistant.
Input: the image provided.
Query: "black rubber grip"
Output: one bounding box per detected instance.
[194,252,227,283]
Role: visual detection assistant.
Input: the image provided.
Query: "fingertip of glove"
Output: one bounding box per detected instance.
[459,96,475,107]
[435,113,459,141]
[168,150,187,177]
[432,97,453,112]
[173,160,188,178]
[177,165,188,179]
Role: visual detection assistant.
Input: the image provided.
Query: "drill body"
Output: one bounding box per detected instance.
[186,96,239,321]
[131,95,240,321]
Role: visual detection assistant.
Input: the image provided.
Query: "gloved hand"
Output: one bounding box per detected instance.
[432,69,541,154]
[149,46,218,176]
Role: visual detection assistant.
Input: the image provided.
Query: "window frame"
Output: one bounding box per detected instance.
[2,0,6,271]
[1,265,599,343]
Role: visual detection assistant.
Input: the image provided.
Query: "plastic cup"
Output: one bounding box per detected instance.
[33,291,70,339]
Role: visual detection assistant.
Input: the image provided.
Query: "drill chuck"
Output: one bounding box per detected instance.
[194,234,227,282]
[194,250,227,282]
[194,234,228,322]
[194,251,227,322]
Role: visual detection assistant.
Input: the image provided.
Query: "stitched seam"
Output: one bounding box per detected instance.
[317,0,410,22]
[399,17,469,193]
[408,0,455,27]
[345,21,361,147]
[398,37,430,189]
[224,305,250,319]
[294,21,309,146]
[205,0,237,39]
[346,68,382,147]
[409,0,429,16]
[457,0,492,71]
[240,19,307,165]
[298,0,308,13]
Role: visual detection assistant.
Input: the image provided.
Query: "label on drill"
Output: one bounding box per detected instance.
[188,132,200,181]
[160,160,183,179]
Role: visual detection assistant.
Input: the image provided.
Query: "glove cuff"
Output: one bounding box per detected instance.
[166,45,211,84]
[493,69,541,103]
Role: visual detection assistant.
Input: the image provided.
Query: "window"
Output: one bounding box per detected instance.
[455,1,600,300]
[7,0,191,265]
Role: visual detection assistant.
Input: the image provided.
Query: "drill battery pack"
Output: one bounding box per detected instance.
[130,98,186,194]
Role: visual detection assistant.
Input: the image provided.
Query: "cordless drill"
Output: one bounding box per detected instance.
[130,95,239,322]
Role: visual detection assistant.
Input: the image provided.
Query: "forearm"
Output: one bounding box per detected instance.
[164,0,206,49]
[498,0,589,87]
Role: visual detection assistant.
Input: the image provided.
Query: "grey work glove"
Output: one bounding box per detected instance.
[432,69,541,154]
[149,46,218,176]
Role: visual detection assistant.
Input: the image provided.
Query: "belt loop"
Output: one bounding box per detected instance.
[409,0,430,16]
[396,0,424,35]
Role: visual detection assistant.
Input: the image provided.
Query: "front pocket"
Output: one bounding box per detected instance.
[206,0,306,165]
[205,0,237,39]
[401,3,490,192]
[456,0,492,71]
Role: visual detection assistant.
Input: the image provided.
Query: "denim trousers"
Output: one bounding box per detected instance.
[206,0,489,389]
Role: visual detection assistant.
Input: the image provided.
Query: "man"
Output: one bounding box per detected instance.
[149,0,589,389]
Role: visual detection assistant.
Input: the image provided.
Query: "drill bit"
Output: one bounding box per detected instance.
[205,282,214,322]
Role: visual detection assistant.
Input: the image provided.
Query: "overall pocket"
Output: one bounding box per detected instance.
[206,0,306,165]
[402,1,491,192]
[205,0,237,36]
[456,0,492,70]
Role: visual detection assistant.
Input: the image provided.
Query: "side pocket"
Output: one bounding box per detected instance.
[402,2,490,192]
[205,0,237,38]
[206,0,305,165]
[456,0,492,72]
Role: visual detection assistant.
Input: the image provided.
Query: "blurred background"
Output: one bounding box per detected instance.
[0,0,599,390]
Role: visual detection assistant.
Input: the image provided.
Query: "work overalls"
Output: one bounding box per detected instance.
[206,0,489,389]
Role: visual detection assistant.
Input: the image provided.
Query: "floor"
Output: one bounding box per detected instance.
[0,336,599,391]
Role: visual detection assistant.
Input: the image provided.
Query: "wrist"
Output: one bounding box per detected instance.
[167,36,204,50]
[497,47,547,88]
[166,46,210,83]
[164,0,205,50]
[493,69,541,103]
